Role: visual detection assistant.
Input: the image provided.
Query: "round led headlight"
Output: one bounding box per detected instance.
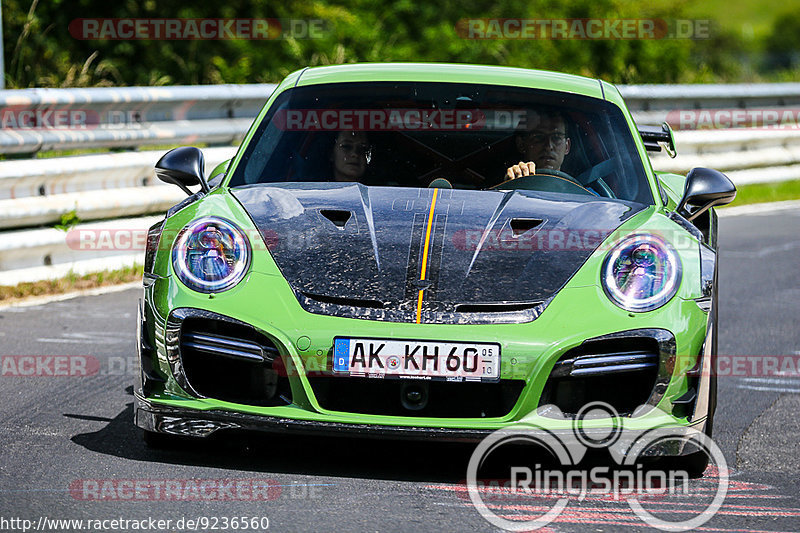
[601,234,681,312]
[172,217,251,293]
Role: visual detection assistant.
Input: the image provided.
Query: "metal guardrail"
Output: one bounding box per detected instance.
[0,215,162,286]
[3,81,800,286]
[2,81,800,154]
[0,84,275,154]
[619,82,800,109]
[0,147,235,228]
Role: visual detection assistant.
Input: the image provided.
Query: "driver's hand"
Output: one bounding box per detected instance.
[506,161,536,180]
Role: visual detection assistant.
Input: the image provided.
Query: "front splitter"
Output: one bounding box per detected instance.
[135,394,706,455]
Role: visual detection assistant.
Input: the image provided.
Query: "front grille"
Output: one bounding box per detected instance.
[179,316,291,407]
[307,376,525,418]
[539,330,672,416]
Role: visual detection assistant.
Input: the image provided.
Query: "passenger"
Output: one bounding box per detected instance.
[331,130,372,182]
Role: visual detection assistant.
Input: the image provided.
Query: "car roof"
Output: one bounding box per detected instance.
[292,63,606,100]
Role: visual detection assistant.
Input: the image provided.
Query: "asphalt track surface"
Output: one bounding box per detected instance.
[1,205,799,532]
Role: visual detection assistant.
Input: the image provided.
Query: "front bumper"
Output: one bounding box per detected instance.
[135,268,713,451]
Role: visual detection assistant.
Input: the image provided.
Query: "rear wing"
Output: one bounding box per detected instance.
[639,122,677,158]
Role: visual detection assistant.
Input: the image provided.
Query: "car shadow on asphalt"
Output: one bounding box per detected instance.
[69,391,689,486]
[69,398,491,483]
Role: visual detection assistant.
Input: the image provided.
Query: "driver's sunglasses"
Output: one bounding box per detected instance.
[338,142,372,157]
[523,132,568,145]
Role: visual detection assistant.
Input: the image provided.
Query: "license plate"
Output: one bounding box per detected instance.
[332,338,500,381]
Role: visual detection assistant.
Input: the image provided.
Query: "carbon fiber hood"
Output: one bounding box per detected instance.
[233,184,642,323]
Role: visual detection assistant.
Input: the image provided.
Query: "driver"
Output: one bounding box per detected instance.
[505,110,571,180]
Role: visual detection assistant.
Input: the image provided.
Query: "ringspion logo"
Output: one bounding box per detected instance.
[467,402,728,531]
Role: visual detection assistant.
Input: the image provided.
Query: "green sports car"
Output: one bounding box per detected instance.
[135,63,735,468]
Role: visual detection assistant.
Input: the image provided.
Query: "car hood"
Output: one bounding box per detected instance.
[232,184,642,323]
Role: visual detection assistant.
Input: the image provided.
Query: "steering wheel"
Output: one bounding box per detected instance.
[535,167,586,187]
[489,168,597,196]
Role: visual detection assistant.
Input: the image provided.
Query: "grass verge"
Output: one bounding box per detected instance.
[0,264,143,302]
[724,179,800,207]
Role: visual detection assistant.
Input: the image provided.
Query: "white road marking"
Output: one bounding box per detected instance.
[36,333,128,344]
[740,377,800,385]
[724,240,800,258]
[63,332,128,339]
[718,200,800,217]
[737,385,800,393]
[36,338,124,344]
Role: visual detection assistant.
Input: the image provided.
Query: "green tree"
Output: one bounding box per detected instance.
[2,0,797,87]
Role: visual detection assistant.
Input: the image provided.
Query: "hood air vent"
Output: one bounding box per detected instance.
[509,218,544,237]
[320,209,352,228]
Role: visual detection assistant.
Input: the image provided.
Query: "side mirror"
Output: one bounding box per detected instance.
[155,147,210,196]
[677,167,736,221]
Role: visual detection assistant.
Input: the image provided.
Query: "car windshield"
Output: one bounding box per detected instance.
[228,81,653,204]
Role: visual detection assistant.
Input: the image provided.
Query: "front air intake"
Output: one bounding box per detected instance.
[178,315,291,407]
[539,329,673,416]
